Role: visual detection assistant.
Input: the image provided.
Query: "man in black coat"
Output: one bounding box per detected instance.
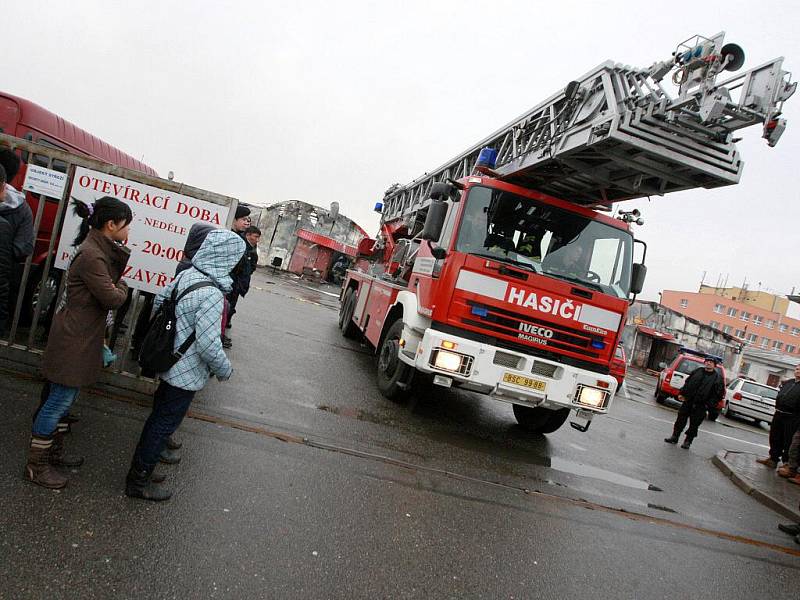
[0,165,12,334]
[0,149,33,324]
[664,357,725,449]
[757,364,800,468]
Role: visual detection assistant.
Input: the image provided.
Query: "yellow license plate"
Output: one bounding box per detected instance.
[502,372,547,392]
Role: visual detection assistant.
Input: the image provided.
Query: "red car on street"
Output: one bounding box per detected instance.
[610,344,627,389]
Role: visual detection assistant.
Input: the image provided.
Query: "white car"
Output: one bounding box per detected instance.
[723,378,779,425]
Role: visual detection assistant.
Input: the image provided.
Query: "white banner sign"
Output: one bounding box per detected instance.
[22,164,68,199]
[55,167,232,294]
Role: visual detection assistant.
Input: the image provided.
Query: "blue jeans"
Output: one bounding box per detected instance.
[132,381,195,472]
[32,383,79,437]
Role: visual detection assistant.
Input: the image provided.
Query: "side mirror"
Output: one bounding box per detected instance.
[421,200,448,242]
[429,244,447,260]
[659,362,667,370]
[630,263,647,295]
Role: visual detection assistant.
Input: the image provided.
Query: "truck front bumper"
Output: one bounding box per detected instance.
[404,329,617,415]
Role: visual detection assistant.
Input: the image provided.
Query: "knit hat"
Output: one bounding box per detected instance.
[235,205,251,220]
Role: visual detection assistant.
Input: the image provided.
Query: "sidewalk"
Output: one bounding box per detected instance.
[713,450,800,521]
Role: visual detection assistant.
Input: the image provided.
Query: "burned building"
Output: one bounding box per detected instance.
[255,200,367,281]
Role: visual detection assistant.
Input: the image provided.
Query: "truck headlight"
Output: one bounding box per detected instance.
[430,348,473,376]
[575,384,609,409]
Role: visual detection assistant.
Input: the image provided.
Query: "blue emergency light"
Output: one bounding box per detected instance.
[476,147,498,170]
[591,340,606,350]
[374,202,383,213]
[471,304,489,317]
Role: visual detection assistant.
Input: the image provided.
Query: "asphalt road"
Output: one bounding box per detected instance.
[1,270,798,599]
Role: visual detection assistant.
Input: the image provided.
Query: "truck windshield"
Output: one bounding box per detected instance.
[455,186,634,298]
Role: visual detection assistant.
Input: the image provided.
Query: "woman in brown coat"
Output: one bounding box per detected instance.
[27,196,132,489]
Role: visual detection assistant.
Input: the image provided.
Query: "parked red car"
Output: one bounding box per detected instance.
[655,348,727,420]
[610,344,627,388]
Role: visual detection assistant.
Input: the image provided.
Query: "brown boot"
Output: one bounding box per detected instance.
[777,465,797,478]
[756,457,778,468]
[50,424,85,468]
[25,436,68,489]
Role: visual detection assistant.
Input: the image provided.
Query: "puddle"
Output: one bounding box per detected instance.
[548,457,657,491]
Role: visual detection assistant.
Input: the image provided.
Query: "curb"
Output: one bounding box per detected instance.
[712,451,800,522]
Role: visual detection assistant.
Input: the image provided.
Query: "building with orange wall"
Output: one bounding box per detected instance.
[660,288,800,358]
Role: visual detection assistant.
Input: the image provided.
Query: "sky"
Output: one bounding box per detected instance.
[4,0,799,301]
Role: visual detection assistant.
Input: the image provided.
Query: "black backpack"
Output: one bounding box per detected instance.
[137,281,215,373]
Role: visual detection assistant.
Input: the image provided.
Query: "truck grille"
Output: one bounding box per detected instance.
[493,351,523,369]
[531,361,559,378]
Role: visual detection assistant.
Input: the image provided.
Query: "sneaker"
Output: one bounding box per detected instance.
[777,465,797,478]
[755,457,778,468]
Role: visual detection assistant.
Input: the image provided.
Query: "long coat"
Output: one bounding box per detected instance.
[41,229,129,387]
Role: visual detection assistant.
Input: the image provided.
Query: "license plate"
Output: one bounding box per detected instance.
[502,372,546,392]
[575,408,594,419]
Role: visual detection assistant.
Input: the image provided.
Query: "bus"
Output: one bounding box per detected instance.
[0,90,157,320]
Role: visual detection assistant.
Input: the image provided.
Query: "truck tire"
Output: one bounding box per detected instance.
[513,405,570,434]
[376,320,413,402]
[338,288,360,339]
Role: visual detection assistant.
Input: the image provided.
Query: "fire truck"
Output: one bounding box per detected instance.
[338,33,795,434]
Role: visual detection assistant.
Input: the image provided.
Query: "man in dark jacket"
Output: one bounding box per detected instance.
[0,149,33,323]
[757,364,800,468]
[0,164,13,334]
[226,225,260,328]
[664,357,725,449]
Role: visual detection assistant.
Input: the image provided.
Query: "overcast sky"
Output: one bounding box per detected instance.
[5,0,798,301]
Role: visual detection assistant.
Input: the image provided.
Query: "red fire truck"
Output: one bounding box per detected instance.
[338,33,795,434]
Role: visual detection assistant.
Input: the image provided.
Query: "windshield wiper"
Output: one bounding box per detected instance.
[544,271,606,293]
[469,252,540,274]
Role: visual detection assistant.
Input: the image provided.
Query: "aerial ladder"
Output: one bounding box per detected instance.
[341,33,795,435]
[381,32,795,223]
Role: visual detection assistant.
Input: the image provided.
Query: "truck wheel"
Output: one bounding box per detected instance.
[655,390,666,404]
[338,288,359,339]
[376,320,412,402]
[513,405,570,434]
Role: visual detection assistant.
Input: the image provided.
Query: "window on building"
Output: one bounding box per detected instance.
[787,345,797,353]
[710,320,720,329]
[680,299,688,308]
[753,315,763,326]
[746,333,757,344]
[727,307,737,317]
[779,324,788,333]
[740,311,750,322]
[773,341,783,351]
[735,329,746,338]
[760,337,770,348]
[713,303,724,314]
[792,327,800,337]
[723,325,732,334]
[766,320,775,329]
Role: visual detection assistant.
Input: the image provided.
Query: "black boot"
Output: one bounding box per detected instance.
[166,435,182,450]
[50,423,84,468]
[125,464,172,501]
[159,447,181,464]
[778,523,800,536]
[664,433,679,444]
[681,436,693,449]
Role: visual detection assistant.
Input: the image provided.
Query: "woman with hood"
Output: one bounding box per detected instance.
[27,196,132,489]
[126,228,245,501]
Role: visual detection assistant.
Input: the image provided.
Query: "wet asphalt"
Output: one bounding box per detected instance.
[1,269,798,599]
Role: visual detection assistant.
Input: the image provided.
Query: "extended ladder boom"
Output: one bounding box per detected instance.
[382,32,795,221]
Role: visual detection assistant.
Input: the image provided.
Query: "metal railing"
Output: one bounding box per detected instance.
[0,133,238,395]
